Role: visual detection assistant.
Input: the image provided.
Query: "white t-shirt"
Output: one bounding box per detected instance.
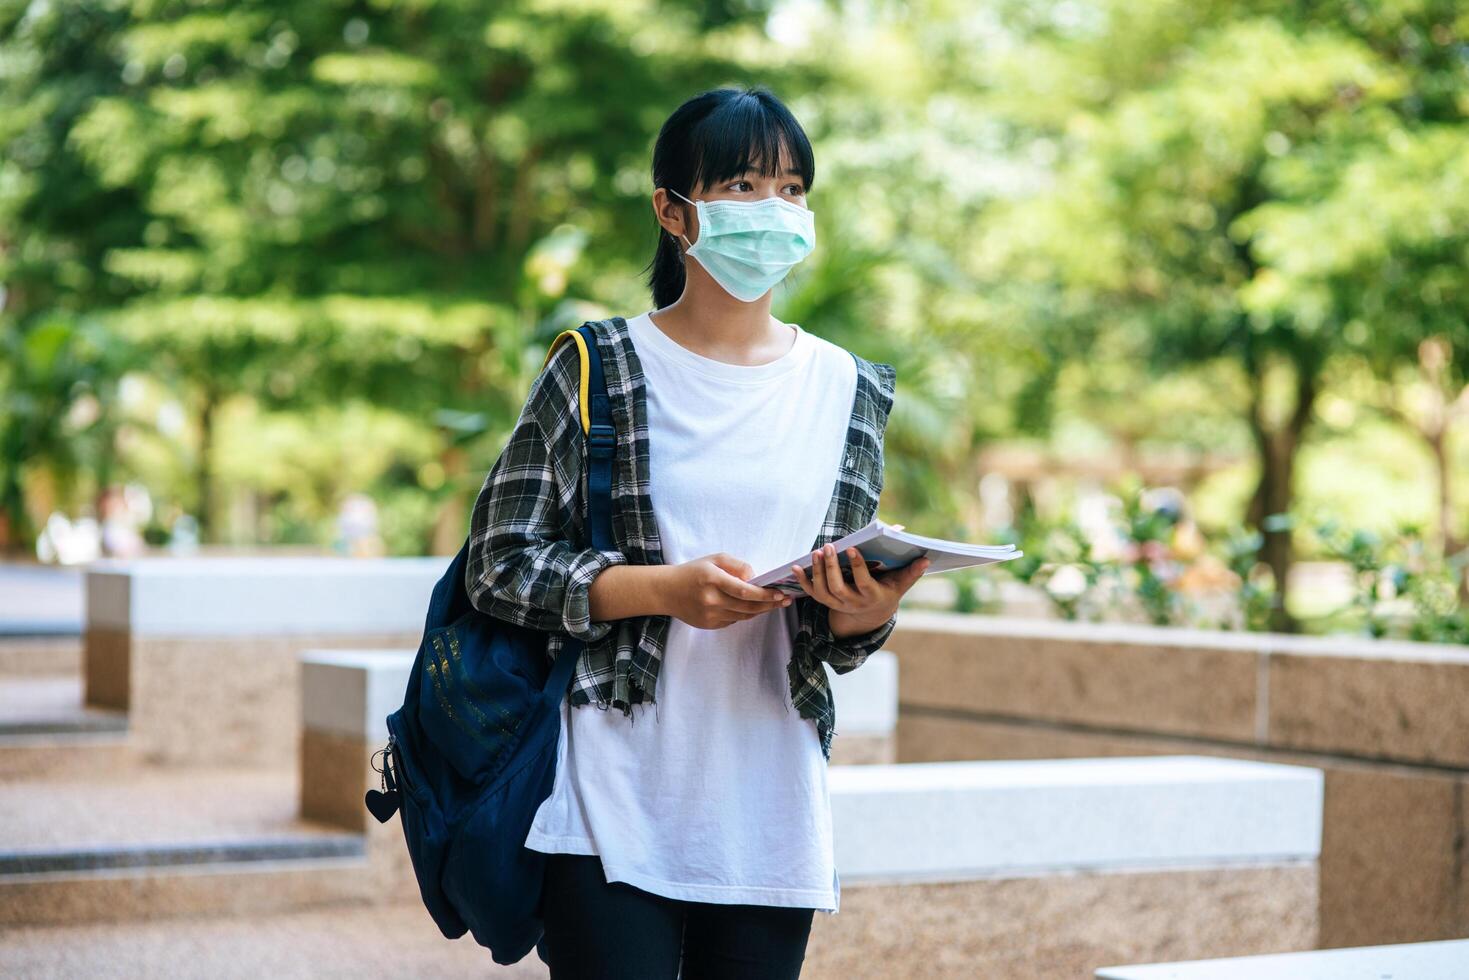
[523,309,858,913]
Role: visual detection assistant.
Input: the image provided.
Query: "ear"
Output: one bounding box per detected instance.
[654,188,694,247]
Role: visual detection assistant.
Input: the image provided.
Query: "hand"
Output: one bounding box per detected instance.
[663,552,792,630]
[789,544,930,634]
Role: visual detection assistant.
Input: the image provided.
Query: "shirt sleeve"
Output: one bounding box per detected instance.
[799,597,897,675]
[464,339,628,642]
[795,356,900,674]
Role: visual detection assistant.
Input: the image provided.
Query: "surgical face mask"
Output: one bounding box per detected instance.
[669,187,816,302]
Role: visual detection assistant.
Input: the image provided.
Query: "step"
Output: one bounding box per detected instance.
[0,847,380,929]
[0,730,137,780]
[0,633,82,677]
[0,676,126,736]
[0,763,391,927]
[0,900,547,978]
[0,834,364,875]
[1,765,333,854]
[0,676,134,778]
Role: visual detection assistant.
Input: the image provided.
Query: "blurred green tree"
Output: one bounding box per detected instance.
[1,0,802,547]
[971,0,1467,629]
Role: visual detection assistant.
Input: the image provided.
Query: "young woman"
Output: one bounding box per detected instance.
[466,85,929,980]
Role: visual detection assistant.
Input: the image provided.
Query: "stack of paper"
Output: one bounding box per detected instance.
[752,518,1023,595]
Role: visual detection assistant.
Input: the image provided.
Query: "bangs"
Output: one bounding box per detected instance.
[686,92,815,194]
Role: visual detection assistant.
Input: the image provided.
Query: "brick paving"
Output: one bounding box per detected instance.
[0,902,551,979]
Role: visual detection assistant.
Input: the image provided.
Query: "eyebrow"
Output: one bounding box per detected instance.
[735,168,805,180]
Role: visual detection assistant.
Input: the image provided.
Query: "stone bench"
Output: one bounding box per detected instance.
[298,649,420,905]
[299,649,414,833]
[85,557,444,765]
[298,653,1325,979]
[84,556,903,768]
[891,611,1469,950]
[827,650,898,764]
[808,755,1325,979]
[299,645,901,829]
[1097,937,1469,978]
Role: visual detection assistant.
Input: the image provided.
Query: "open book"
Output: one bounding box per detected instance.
[750,518,1024,596]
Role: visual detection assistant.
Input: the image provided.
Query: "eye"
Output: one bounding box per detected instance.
[727,180,753,192]
[785,183,805,196]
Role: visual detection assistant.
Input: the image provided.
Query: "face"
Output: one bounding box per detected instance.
[658,146,809,248]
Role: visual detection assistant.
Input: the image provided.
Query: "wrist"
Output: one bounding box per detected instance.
[646,563,680,618]
[589,561,679,622]
[829,606,894,639]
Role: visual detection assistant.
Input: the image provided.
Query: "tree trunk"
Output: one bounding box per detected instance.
[0,472,29,557]
[196,388,218,544]
[1397,339,1465,600]
[1425,429,1457,552]
[1423,424,1469,606]
[1245,357,1318,633]
[0,413,35,554]
[91,421,118,555]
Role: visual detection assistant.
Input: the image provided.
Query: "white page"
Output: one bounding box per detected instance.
[751,519,1023,595]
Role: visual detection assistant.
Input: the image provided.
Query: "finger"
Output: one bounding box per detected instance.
[709,553,756,581]
[730,601,784,623]
[714,573,790,604]
[845,547,879,593]
[808,549,835,605]
[908,556,932,583]
[719,593,792,615]
[886,558,929,596]
[821,544,858,605]
[789,564,814,597]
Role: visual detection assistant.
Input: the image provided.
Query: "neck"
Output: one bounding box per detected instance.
[648,264,792,365]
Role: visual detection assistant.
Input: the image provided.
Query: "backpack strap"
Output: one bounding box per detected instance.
[539,321,617,700]
[540,327,594,438]
[540,322,615,552]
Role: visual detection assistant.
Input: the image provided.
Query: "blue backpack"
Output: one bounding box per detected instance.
[365,321,616,966]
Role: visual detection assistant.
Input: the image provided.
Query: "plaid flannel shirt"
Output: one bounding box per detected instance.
[465,315,897,761]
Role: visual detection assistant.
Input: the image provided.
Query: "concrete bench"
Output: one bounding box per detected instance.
[295,645,907,922]
[299,649,413,833]
[890,611,1469,951]
[808,755,1325,979]
[830,754,1322,880]
[86,557,442,764]
[85,556,903,768]
[827,650,897,764]
[1097,937,1469,978]
[299,645,902,827]
[297,650,1326,980]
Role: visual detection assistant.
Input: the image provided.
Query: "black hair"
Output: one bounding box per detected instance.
[645,86,817,310]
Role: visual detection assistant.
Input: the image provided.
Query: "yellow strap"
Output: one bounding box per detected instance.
[540,328,592,435]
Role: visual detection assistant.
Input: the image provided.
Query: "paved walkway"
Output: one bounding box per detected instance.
[0,902,551,979]
[1,763,333,850]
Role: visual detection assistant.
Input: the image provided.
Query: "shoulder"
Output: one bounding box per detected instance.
[849,350,896,427]
[527,320,604,440]
[528,330,583,423]
[800,326,896,430]
[527,316,636,437]
[802,329,896,409]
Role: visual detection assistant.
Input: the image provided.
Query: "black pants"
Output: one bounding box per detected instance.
[538,852,816,979]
